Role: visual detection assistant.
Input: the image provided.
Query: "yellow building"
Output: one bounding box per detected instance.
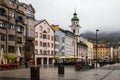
[93,44,109,60]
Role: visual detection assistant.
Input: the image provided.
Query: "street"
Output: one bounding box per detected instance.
[0,63,120,80]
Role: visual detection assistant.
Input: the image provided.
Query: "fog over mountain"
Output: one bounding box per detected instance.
[81,31,120,45]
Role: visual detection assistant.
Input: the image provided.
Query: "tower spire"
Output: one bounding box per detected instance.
[70,10,81,36]
[74,8,76,13]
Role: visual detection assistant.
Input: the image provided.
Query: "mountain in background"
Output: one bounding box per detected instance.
[80,31,120,46]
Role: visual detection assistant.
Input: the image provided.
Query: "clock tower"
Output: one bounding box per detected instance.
[69,10,81,36]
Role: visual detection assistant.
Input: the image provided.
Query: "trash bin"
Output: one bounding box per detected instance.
[30,66,39,80]
[75,63,81,71]
[58,63,64,75]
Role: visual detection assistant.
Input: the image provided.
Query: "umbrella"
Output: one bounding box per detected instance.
[16,47,21,62]
[0,48,4,64]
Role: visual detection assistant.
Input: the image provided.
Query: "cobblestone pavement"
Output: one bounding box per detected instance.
[0,64,120,80]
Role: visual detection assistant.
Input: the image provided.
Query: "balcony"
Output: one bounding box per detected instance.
[0,8,7,21]
[0,28,6,34]
[7,29,15,34]
[8,41,15,45]
[26,29,35,39]
[0,14,7,21]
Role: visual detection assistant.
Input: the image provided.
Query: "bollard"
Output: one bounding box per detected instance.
[30,66,39,80]
[75,63,81,71]
[92,63,94,68]
[58,63,64,75]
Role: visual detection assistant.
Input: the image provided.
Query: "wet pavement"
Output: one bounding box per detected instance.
[0,64,120,80]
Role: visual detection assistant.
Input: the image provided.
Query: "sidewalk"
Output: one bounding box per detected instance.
[0,64,120,80]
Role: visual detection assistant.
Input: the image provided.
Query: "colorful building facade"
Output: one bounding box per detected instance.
[52,25,65,56]
[93,44,109,61]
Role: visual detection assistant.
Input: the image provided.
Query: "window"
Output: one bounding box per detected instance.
[40,33,42,38]
[35,41,38,46]
[51,36,54,41]
[1,35,6,41]
[35,32,38,38]
[55,36,59,42]
[55,44,59,49]
[8,24,15,29]
[0,20,5,28]
[73,30,75,33]
[51,43,53,48]
[0,8,6,16]
[40,26,42,31]
[8,35,15,41]
[8,46,15,53]
[40,41,42,46]
[9,0,15,5]
[40,50,42,54]
[48,43,50,47]
[35,49,38,54]
[43,34,47,39]
[1,45,4,50]
[48,50,50,55]
[43,50,47,55]
[16,16,23,23]
[73,22,76,25]
[47,28,50,33]
[48,35,50,39]
[51,51,53,55]
[17,37,22,43]
[9,10,14,18]
[17,26,22,33]
[43,42,47,47]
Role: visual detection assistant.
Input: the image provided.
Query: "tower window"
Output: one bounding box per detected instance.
[73,30,75,33]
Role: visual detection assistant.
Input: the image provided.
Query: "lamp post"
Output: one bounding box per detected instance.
[107,43,110,63]
[95,29,99,68]
[24,24,28,68]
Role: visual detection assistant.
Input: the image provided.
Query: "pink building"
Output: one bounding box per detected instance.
[34,20,54,65]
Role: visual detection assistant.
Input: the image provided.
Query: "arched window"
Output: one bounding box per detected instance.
[16,16,24,23]
[0,8,6,16]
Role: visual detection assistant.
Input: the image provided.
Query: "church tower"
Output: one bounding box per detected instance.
[69,10,81,36]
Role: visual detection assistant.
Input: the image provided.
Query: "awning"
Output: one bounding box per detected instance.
[58,56,82,59]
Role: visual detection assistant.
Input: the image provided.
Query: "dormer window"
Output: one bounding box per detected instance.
[9,10,15,18]
[47,28,50,33]
[25,10,33,17]
[40,26,42,31]
[9,0,15,6]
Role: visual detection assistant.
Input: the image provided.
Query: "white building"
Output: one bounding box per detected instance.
[64,30,77,56]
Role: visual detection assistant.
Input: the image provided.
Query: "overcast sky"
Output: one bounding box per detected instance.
[19,0,120,33]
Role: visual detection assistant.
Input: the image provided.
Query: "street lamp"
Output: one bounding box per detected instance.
[96,29,99,68]
[107,43,111,63]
